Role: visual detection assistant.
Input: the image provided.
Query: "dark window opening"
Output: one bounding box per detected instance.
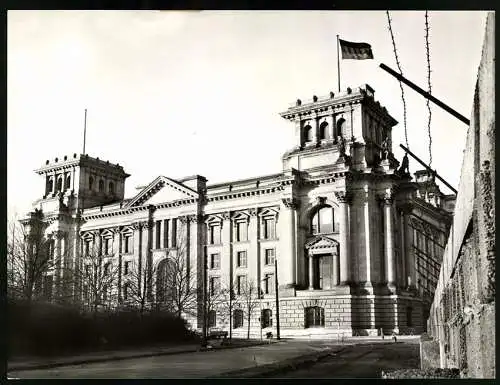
[57,177,63,192]
[305,306,325,328]
[237,251,247,268]
[265,249,275,265]
[263,217,275,239]
[99,180,104,192]
[209,224,221,245]
[406,306,413,327]
[208,310,217,328]
[304,125,313,142]
[65,175,71,189]
[261,309,272,328]
[233,309,244,329]
[89,177,94,190]
[109,182,115,194]
[319,121,330,140]
[311,206,334,234]
[210,253,220,270]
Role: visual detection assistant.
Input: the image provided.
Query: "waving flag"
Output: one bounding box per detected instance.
[339,39,374,60]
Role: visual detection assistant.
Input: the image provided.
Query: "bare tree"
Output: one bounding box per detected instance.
[7,210,55,304]
[239,280,261,339]
[160,248,198,318]
[123,258,157,315]
[72,242,120,315]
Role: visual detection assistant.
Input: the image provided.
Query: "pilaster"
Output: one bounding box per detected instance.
[334,191,352,286]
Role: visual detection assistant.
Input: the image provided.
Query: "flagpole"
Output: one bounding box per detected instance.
[83,108,87,155]
[336,35,341,92]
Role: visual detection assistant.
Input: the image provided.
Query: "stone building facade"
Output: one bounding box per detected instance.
[22,83,455,338]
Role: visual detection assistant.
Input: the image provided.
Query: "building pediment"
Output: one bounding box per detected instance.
[305,235,339,252]
[125,176,198,208]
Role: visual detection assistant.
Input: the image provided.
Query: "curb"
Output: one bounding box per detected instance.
[8,341,272,372]
[213,346,348,378]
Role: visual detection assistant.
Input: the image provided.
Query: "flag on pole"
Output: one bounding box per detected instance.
[339,39,374,60]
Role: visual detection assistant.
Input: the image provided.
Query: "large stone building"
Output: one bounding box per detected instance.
[22,84,455,338]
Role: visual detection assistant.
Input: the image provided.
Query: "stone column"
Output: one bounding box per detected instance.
[222,212,232,289]
[248,209,259,288]
[118,228,123,303]
[308,253,314,290]
[332,249,339,286]
[383,191,396,290]
[335,191,352,286]
[313,114,319,145]
[280,198,298,288]
[52,171,57,196]
[133,222,143,293]
[54,231,63,297]
[400,204,414,289]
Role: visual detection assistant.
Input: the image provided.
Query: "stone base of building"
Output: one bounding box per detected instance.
[197,292,427,339]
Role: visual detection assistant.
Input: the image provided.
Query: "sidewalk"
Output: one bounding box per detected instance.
[8,339,272,372]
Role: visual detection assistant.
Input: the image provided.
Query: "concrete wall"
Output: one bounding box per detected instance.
[424,12,495,379]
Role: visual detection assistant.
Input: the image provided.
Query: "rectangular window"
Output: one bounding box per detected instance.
[171,218,177,248]
[263,218,275,239]
[122,235,132,254]
[237,251,247,268]
[319,208,334,233]
[236,221,248,242]
[85,240,91,256]
[264,273,274,294]
[163,219,169,248]
[156,220,161,249]
[210,253,220,270]
[85,264,91,277]
[210,225,221,245]
[124,261,131,275]
[265,249,275,265]
[304,306,325,328]
[237,275,247,295]
[210,276,220,295]
[103,238,112,255]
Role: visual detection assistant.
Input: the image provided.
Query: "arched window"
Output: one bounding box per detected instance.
[304,125,313,142]
[261,309,272,328]
[304,306,325,328]
[156,259,176,304]
[57,177,63,192]
[103,262,111,276]
[109,182,115,194]
[311,206,334,234]
[65,175,71,190]
[99,179,104,192]
[319,121,330,140]
[89,176,94,190]
[336,118,346,138]
[208,310,217,328]
[233,309,244,329]
[46,178,53,194]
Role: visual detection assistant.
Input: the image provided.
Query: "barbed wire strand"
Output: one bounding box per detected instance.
[386,11,409,150]
[425,11,433,168]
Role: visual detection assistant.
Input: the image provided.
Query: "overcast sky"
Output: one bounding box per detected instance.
[8,10,488,218]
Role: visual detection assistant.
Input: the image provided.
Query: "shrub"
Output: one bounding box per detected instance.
[8,299,195,357]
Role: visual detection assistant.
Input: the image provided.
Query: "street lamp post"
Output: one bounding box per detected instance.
[202,244,208,347]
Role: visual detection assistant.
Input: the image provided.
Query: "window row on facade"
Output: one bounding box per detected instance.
[207,306,326,329]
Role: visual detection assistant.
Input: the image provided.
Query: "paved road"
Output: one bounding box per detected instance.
[8,340,335,379]
[269,341,420,378]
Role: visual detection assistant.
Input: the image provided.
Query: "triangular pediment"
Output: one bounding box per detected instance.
[305,235,339,250]
[126,176,198,208]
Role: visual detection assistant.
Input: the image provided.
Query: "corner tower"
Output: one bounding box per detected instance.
[280,84,398,173]
[33,153,130,214]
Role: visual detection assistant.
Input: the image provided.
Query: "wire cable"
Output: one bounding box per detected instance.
[386,11,409,149]
[425,11,433,168]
